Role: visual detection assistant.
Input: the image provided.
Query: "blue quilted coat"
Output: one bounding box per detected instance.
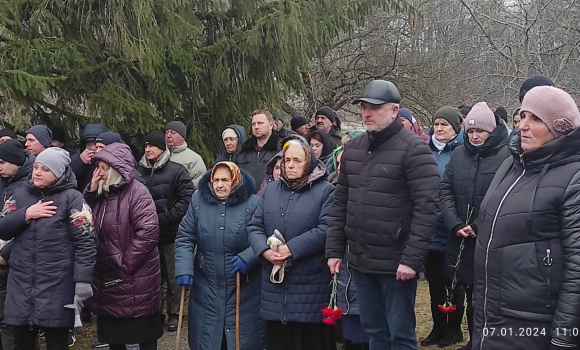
[175,168,265,350]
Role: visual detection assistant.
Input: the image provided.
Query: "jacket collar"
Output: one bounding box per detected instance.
[367,118,403,150]
[510,127,580,170]
[198,168,256,205]
[171,142,188,154]
[241,132,280,151]
[464,125,508,157]
[139,148,171,171]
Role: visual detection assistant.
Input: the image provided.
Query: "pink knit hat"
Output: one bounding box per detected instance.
[464,102,496,133]
[521,86,580,138]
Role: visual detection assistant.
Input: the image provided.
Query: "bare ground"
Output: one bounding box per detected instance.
[68,279,469,350]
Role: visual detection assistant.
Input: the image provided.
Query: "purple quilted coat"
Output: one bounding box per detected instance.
[84,143,162,318]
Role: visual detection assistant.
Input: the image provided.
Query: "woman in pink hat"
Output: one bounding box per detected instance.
[471,86,580,350]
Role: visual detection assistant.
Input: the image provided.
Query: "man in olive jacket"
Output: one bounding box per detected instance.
[326,80,440,350]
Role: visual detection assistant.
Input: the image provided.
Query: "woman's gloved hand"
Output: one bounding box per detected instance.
[176,275,194,288]
[231,256,248,275]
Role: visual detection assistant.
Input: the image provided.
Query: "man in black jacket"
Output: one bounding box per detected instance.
[137,131,193,332]
[236,110,280,193]
[326,80,440,350]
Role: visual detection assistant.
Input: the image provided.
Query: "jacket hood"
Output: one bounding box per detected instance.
[138,148,171,171]
[464,124,508,157]
[265,151,284,179]
[226,124,247,146]
[27,166,77,195]
[81,124,108,143]
[198,167,256,206]
[92,143,136,186]
[509,127,580,170]
[308,129,335,160]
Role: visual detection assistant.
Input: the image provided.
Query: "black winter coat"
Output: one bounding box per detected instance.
[0,154,34,263]
[440,126,509,285]
[137,149,194,244]
[237,133,280,194]
[0,168,96,328]
[326,118,441,275]
[472,129,580,349]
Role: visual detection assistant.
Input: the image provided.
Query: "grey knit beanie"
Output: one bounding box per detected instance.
[35,148,70,179]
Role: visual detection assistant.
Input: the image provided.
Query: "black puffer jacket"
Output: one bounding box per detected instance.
[237,132,280,193]
[0,154,34,263]
[137,149,194,244]
[440,125,509,285]
[472,128,580,349]
[0,168,96,328]
[326,118,441,274]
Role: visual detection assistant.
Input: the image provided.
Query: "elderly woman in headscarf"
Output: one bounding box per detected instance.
[248,139,336,350]
[472,87,580,350]
[174,161,265,350]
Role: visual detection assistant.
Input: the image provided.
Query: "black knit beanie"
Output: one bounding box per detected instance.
[143,130,167,151]
[0,139,26,166]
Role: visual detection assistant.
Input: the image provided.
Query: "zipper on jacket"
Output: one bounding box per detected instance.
[481,167,526,349]
[543,248,553,308]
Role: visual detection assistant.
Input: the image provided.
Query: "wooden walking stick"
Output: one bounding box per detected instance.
[175,286,186,350]
[236,272,241,350]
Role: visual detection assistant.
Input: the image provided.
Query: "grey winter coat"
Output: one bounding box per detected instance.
[248,158,335,323]
[472,129,580,349]
[175,168,265,350]
[0,168,96,328]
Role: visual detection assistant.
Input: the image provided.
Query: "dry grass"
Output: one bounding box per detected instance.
[69,279,469,349]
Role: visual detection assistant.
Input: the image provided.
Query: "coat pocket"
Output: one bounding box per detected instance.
[499,242,555,321]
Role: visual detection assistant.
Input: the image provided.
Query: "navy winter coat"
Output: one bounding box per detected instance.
[0,168,96,328]
[429,130,463,251]
[248,159,335,323]
[175,168,265,350]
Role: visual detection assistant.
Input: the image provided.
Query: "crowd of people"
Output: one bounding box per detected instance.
[0,73,577,350]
